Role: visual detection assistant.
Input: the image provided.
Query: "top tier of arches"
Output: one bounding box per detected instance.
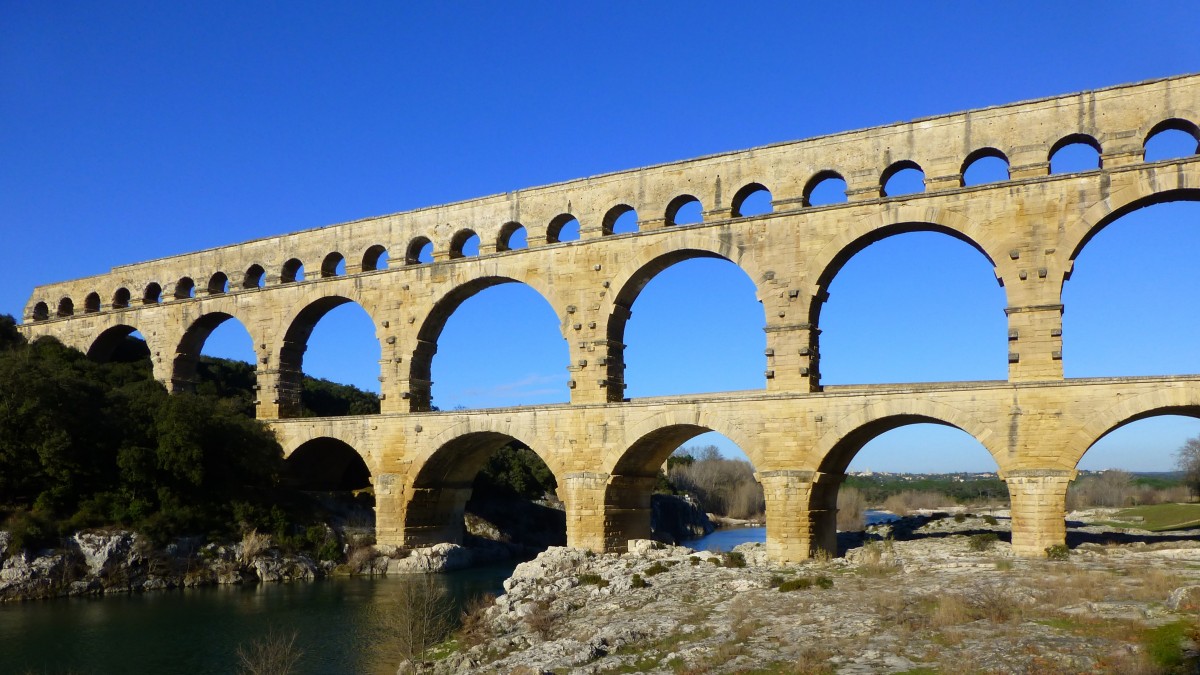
[24,76,1200,323]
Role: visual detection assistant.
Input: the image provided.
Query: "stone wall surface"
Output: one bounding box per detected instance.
[18,74,1200,561]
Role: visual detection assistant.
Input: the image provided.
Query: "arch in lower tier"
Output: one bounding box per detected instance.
[812,400,1004,475]
[401,424,562,546]
[1069,386,1200,470]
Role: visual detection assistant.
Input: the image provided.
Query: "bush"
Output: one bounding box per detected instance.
[722,551,747,568]
[954,513,966,523]
[983,515,999,526]
[643,562,669,577]
[240,529,272,564]
[1045,544,1070,561]
[778,578,813,592]
[968,533,999,552]
[3,510,58,555]
[578,573,610,587]
[777,575,832,592]
[631,573,647,589]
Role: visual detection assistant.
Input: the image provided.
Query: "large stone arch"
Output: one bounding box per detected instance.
[603,232,769,402]
[608,407,764,475]
[1069,384,1200,470]
[589,411,765,551]
[275,294,383,418]
[407,274,565,412]
[86,323,155,364]
[1064,169,1200,272]
[802,207,1005,326]
[171,311,262,394]
[401,425,560,547]
[812,398,1005,474]
[284,436,373,491]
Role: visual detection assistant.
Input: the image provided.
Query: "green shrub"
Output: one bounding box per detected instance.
[3,510,57,555]
[577,573,609,587]
[954,513,966,523]
[722,551,746,568]
[643,562,669,577]
[814,575,833,589]
[630,573,646,589]
[778,578,813,592]
[689,556,700,566]
[707,557,720,565]
[768,574,785,588]
[982,515,998,526]
[968,533,998,552]
[1045,544,1070,561]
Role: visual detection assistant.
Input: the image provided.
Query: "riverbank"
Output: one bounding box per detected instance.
[418,512,1200,674]
[0,494,714,604]
[0,528,524,603]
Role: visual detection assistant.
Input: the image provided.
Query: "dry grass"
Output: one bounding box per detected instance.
[458,592,496,648]
[344,544,376,573]
[239,529,271,564]
[524,599,557,641]
[857,540,899,576]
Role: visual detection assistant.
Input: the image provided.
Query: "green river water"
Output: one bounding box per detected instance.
[0,527,778,674]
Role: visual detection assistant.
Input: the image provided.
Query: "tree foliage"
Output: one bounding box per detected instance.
[472,444,557,500]
[0,320,286,547]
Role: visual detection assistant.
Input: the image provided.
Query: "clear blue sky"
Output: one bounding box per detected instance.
[3,2,1200,472]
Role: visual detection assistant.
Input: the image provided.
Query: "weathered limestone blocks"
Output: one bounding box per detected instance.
[1005,469,1075,556]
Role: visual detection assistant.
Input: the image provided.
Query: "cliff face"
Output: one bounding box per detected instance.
[650,494,714,544]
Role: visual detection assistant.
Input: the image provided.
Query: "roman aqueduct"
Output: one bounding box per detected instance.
[19,74,1200,561]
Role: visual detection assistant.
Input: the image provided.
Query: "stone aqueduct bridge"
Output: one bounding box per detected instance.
[19,75,1200,562]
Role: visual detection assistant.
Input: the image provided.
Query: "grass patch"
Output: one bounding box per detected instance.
[1103,503,1200,531]
[1142,620,1197,670]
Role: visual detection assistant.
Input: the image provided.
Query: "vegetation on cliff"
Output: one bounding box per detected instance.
[0,315,365,555]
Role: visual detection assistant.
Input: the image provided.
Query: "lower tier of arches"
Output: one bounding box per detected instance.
[268,374,1200,562]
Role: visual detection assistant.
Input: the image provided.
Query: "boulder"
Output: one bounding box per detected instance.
[1167,585,1200,611]
[72,530,140,577]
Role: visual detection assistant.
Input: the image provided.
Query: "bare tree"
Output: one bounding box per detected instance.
[236,628,303,675]
[1177,436,1200,498]
[395,574,456,666]
[668,446,764,519]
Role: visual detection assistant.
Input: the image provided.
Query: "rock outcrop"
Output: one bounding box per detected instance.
[417,514,1200,674]
[0,529,521,603]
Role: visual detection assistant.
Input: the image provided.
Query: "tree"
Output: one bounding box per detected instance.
[1177,436,1200,498]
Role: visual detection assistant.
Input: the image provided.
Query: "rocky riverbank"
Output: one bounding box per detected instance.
[419,513,1200,674]
[0,528,522,603]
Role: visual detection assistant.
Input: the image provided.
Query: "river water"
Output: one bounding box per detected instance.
[0,565,514,675]
[1,512,896,674]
